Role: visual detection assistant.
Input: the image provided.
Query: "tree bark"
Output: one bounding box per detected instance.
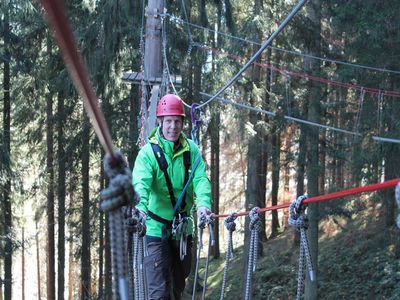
[57,90,66,300]
[304,1,322,299]
[2,4,12,299]
[46,46,56,299]
[35,221,42,300]
[81,113,91,299]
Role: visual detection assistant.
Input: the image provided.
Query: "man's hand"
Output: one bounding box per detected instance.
[197,206,212,220]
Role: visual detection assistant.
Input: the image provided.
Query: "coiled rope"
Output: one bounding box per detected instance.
[244,207,262,300]
[220,213,237,300]
[101,151,136,300]
[288,195,316,300]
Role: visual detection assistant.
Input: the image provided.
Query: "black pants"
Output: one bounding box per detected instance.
[144,235,193,300]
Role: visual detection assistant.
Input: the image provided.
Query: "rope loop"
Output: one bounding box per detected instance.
[224,213,237,233]
[288,195,316,300]
[288,195,308,230]
[249,207,262,232]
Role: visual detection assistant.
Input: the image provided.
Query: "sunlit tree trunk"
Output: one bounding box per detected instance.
[46,36,56,299]
[35,220,42,300]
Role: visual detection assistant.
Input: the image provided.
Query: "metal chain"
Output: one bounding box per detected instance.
[244,207,261,300]
[220,213,237,300]
[288,195,316,300]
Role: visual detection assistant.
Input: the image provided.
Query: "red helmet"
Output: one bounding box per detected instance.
[156,94,185,117]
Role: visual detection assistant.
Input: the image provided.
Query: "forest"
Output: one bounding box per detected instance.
[1,0,400,299]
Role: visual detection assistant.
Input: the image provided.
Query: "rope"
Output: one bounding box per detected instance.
[353,88,366,136]
[244,207,262,300]
[200,92,400,145]
[165,13,400,76]
[101,151,137,300]
[197,45,400,98]
[192,215,206,300]
[39,0,116,161]
[377,91,384,135]
[220,214,237,300]
[190,103,202,145]
[201,215,215,300]
[194,0,307,110]
[213,178,400,219]
[288,195,316,300]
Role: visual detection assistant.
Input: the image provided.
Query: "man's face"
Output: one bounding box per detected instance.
[161,116,183,142]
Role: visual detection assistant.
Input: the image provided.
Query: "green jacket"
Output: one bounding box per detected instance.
[132,127,212,238]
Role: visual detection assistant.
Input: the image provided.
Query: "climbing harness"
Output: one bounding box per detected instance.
[244,207,262,300]
[100,151,137,300]
[288,195,316,300]
[172,213,189,260]
[220,213,237,300]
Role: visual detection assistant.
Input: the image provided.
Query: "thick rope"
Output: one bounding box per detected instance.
[192,215,206,300]
[201,215,215,300]
[288,195,316,300]
[244,207,262,300]
[220,213,237,300]
[101,151,137,300]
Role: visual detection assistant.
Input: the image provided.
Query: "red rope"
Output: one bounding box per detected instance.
[40,0,116,161]
[214,178,400,219]
[201,45,400,98]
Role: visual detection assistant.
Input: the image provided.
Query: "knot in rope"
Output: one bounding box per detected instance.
[396,184,400,229]
[125,208,146,237]
[249,207,262,233]
[244,207,261,300]
[224,213,237,233]
[288,195,309,230]
[288,195,316,300]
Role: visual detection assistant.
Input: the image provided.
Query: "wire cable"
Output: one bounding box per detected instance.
[195,0,307,110]
[166,13,400,76]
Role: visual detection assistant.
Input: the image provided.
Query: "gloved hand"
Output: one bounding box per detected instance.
[197,206,212,220]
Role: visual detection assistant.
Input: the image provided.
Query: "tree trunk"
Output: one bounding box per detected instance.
[57,90,66,300]
[2,4,12,299]
[98,151,105,299]
[22,228,25,300]
[270,129,281,237]
[46,51,56,300]
[35,220,42,300]
[81,113,91,299]
[210,110,220,258]
[304,1,322,299]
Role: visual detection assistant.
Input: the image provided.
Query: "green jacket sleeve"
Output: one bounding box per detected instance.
[190,142,212,210]
[132,145,154,214]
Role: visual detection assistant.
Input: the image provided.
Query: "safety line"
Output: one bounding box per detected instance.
[199,45,400,98]
[166,13,400,76]
[40,0,116,161]
[195,0,307,110]
[200,92,400,144]
[214,178,400,219]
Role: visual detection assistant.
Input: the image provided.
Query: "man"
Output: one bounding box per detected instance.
[132,94,212,300]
